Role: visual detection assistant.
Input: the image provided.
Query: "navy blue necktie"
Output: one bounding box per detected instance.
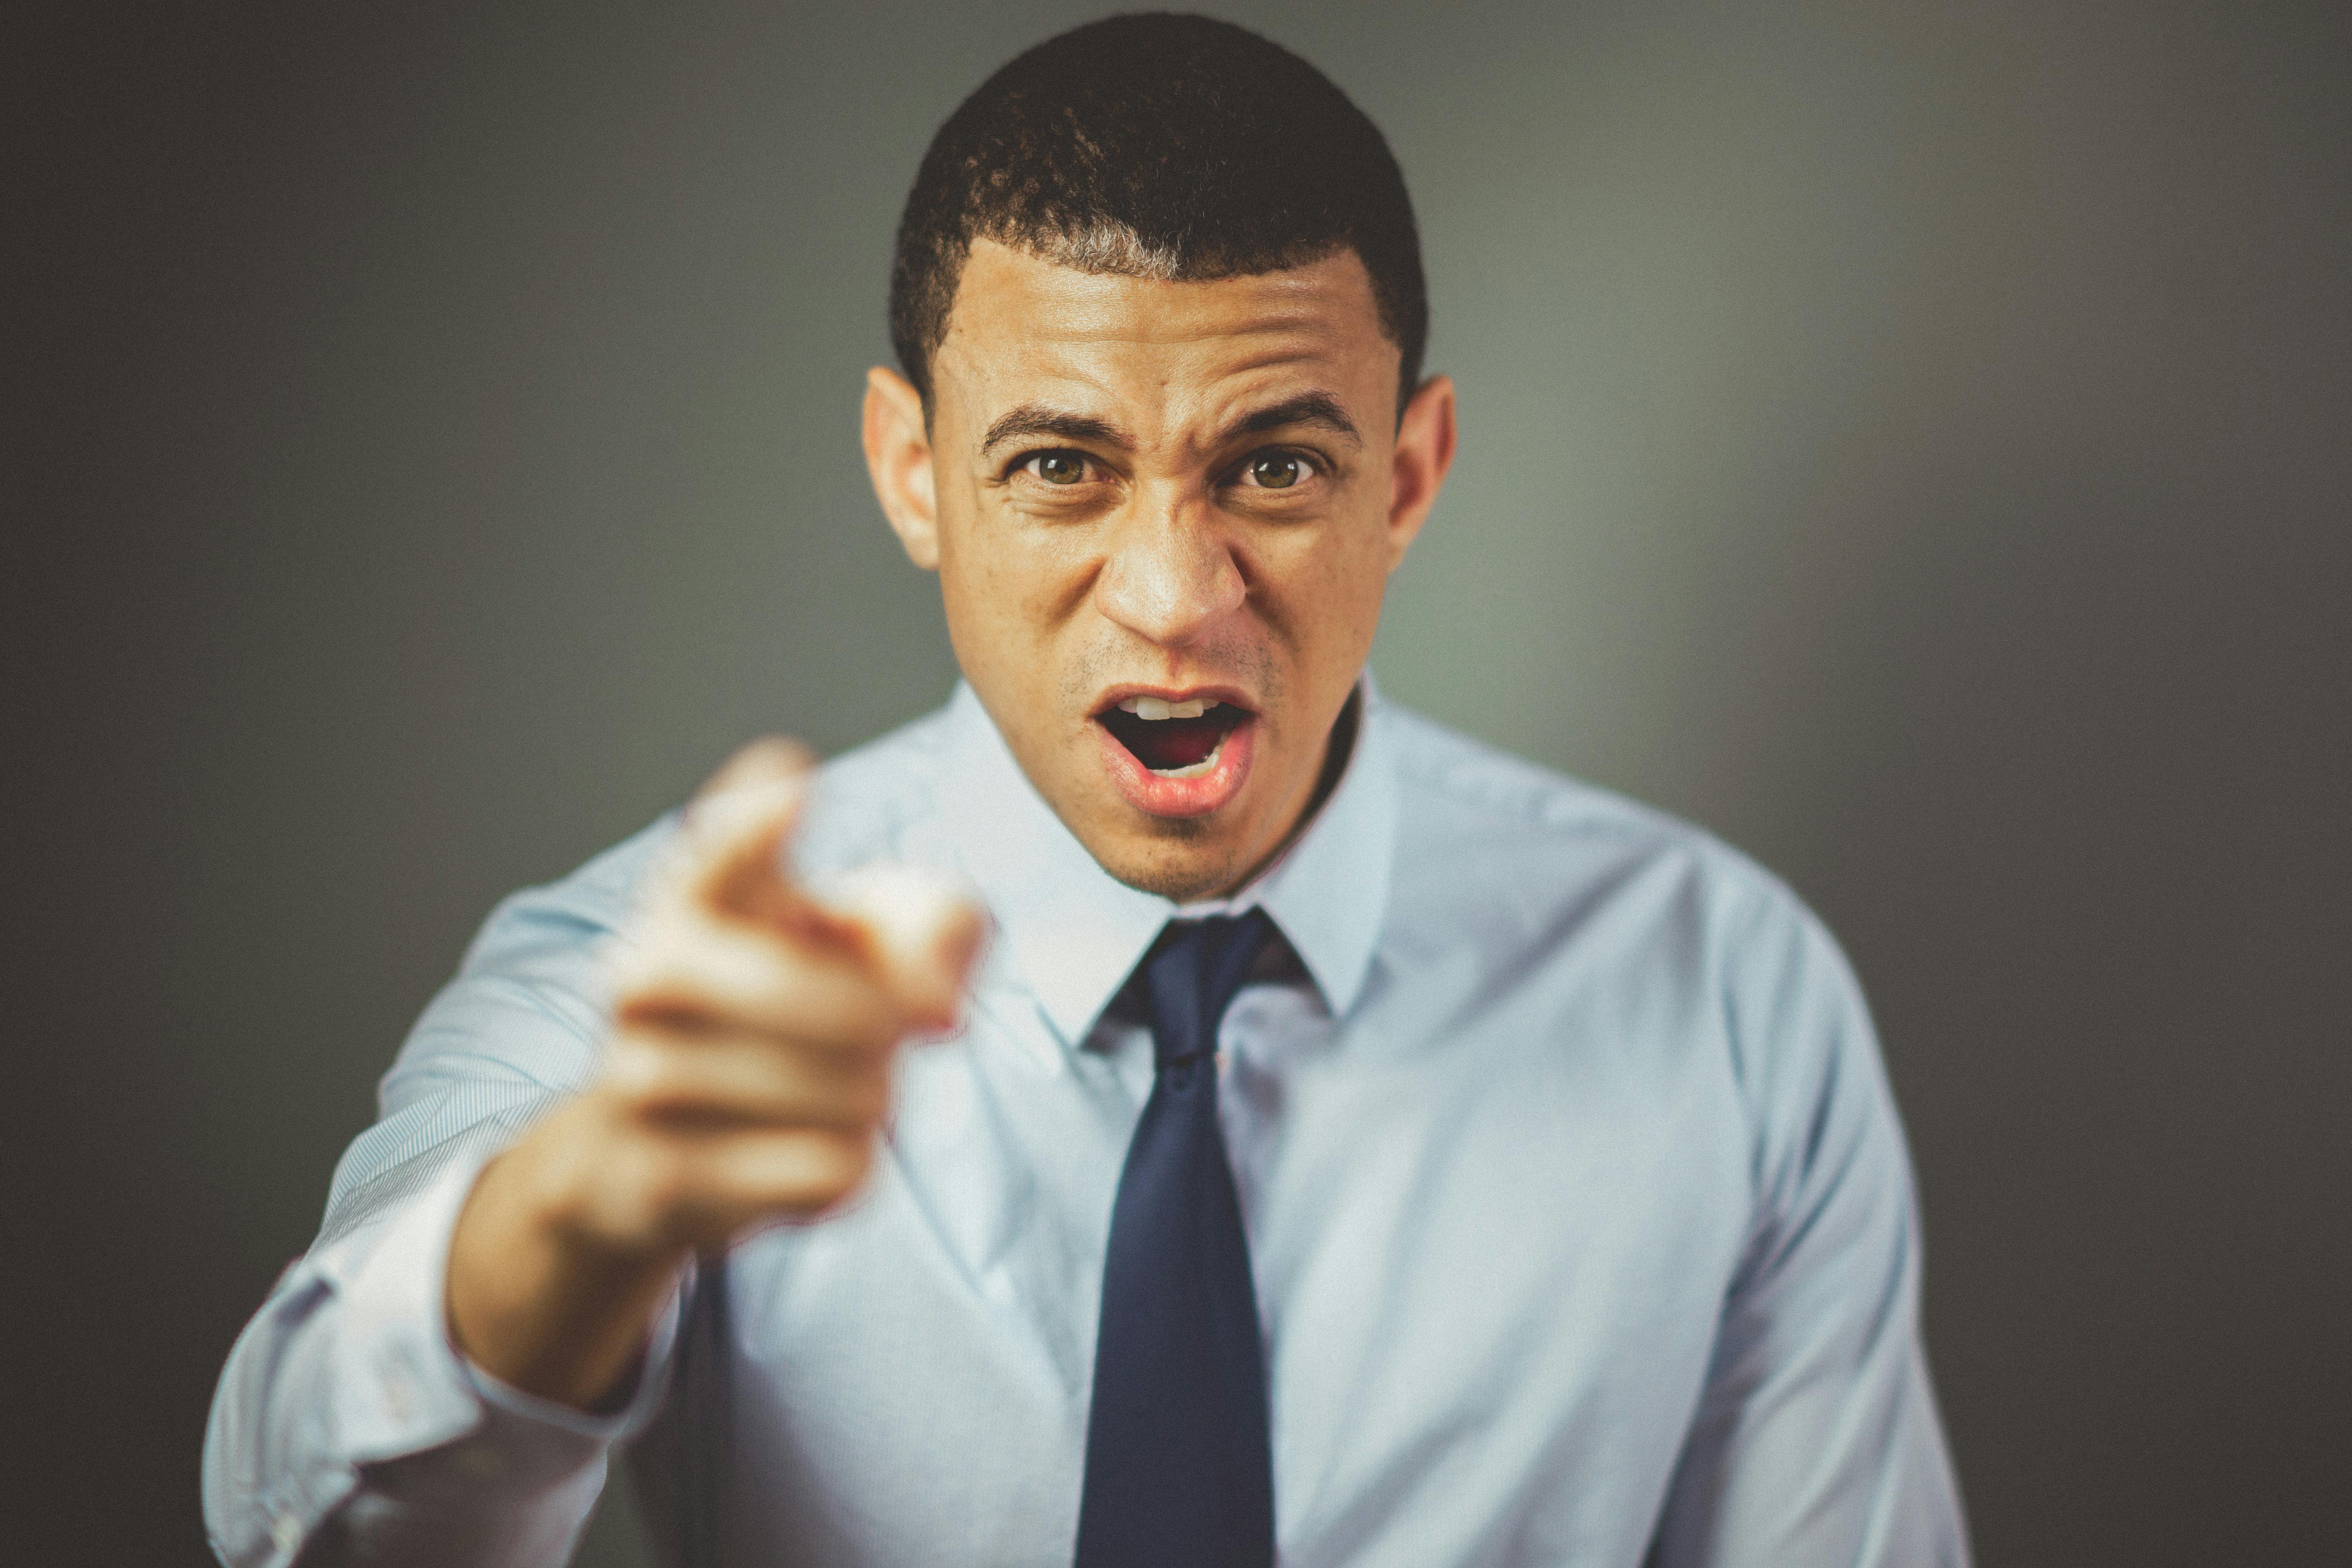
[1075,910,1278,1568]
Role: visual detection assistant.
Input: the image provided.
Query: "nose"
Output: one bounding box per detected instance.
[1093,494,1246,648]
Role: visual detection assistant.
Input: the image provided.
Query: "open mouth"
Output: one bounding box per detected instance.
[1098,695,1251,778]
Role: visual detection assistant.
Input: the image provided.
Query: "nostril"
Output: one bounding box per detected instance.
[1096,531,1247,641]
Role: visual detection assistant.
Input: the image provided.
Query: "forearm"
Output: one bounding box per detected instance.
[446,1103,692,1413]
[205,1149,680,1568]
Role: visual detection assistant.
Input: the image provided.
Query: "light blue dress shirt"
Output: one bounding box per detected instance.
[205,680,1969,1567]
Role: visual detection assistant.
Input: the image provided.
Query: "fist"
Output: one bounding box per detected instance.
[558,739,985,1256]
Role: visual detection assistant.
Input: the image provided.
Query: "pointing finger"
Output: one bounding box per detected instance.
[674,739,821,928]
[611,900,904,1047]
[692,736,818,804]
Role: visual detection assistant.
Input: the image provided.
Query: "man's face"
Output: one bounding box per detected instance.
[865,239,1455,901]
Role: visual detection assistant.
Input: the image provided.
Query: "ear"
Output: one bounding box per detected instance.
[863,366,940,570]
[1385,374,1458,570]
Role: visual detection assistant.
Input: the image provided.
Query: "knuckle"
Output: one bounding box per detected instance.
[612,981,720,1038]
[625,1142,710,1235]
[775,1131,873,1209]
[615,913,913,1053]
[829,995,909,1055]
[821,1133,876,1193]
[842,1075,893,1129]
[603,1044,698,1115]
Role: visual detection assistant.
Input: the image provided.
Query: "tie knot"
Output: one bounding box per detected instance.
[1143,909,1278,1071]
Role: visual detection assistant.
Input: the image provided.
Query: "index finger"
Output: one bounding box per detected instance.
[673,739,828,934]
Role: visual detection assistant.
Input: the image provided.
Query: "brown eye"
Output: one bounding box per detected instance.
[1249,453,1305,489]
[1030,451,1088,485]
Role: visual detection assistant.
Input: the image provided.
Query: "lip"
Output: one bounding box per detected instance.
[1092,682,1258,713]
[1090,688,1258,819]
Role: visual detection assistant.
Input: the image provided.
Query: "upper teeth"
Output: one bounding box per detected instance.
[1120,696,1213,720]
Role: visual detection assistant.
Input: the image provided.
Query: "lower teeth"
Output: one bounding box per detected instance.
[1151,741,1221,780]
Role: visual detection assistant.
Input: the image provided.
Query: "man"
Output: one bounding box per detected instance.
[205,15,1968,1567]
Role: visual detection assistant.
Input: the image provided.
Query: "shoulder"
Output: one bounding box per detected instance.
[460,814,675,972]
[793,697,962,876]
[464,696,963,963]
[1377,698,1809,946]
[396,702,958,1084]
[1371,700,1863,1089]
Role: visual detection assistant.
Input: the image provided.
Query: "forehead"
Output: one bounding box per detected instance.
[933,239,1394,437]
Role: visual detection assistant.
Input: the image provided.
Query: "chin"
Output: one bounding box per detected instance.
[1077,790,1270,903]
[1089,821,1254,904]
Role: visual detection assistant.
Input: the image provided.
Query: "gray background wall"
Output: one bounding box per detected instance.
[9,2,2346,1562]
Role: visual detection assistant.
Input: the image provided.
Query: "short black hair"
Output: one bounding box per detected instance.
[888,12,1427,421]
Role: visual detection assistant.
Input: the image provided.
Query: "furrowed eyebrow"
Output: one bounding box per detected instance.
[980,405,1136,458]
[1217,391,1362,450]
[977,391,1362,462]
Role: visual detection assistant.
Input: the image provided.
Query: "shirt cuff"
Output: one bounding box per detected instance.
[312,1145,683,1472]
[461,1298,683,1443]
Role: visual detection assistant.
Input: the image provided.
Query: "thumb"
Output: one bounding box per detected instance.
[825,864,989,1032]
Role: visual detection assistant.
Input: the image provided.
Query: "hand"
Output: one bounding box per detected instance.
[445,739,984,1409]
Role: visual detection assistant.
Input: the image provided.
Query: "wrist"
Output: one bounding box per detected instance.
[447,1110,688,1411]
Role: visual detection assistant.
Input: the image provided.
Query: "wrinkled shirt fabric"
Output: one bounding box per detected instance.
[205,680,1969,1566]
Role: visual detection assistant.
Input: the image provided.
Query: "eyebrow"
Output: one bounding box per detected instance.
[979,390,1364,460]
[1215,391,1362,450]
[980,406,1135,458]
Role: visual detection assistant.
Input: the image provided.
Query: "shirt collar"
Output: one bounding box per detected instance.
[934,675,1397,1046]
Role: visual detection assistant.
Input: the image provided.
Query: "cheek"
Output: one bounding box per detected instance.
[1014,526,1104,625]
[934,517,1013,681]
[1256,511,1393,667]
[937,515,1090,689]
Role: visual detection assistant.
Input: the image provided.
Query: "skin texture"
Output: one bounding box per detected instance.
[446,742,983,1408]
[445,239,1455,1410]
[866,239,1457,900]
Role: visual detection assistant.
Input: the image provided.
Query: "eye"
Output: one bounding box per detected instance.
[1024,450,1092,486]
[1243,452,1311,490]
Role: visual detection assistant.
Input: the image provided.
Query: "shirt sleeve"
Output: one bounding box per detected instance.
[202,821,684,1568]
[1645,886,1972,1568]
